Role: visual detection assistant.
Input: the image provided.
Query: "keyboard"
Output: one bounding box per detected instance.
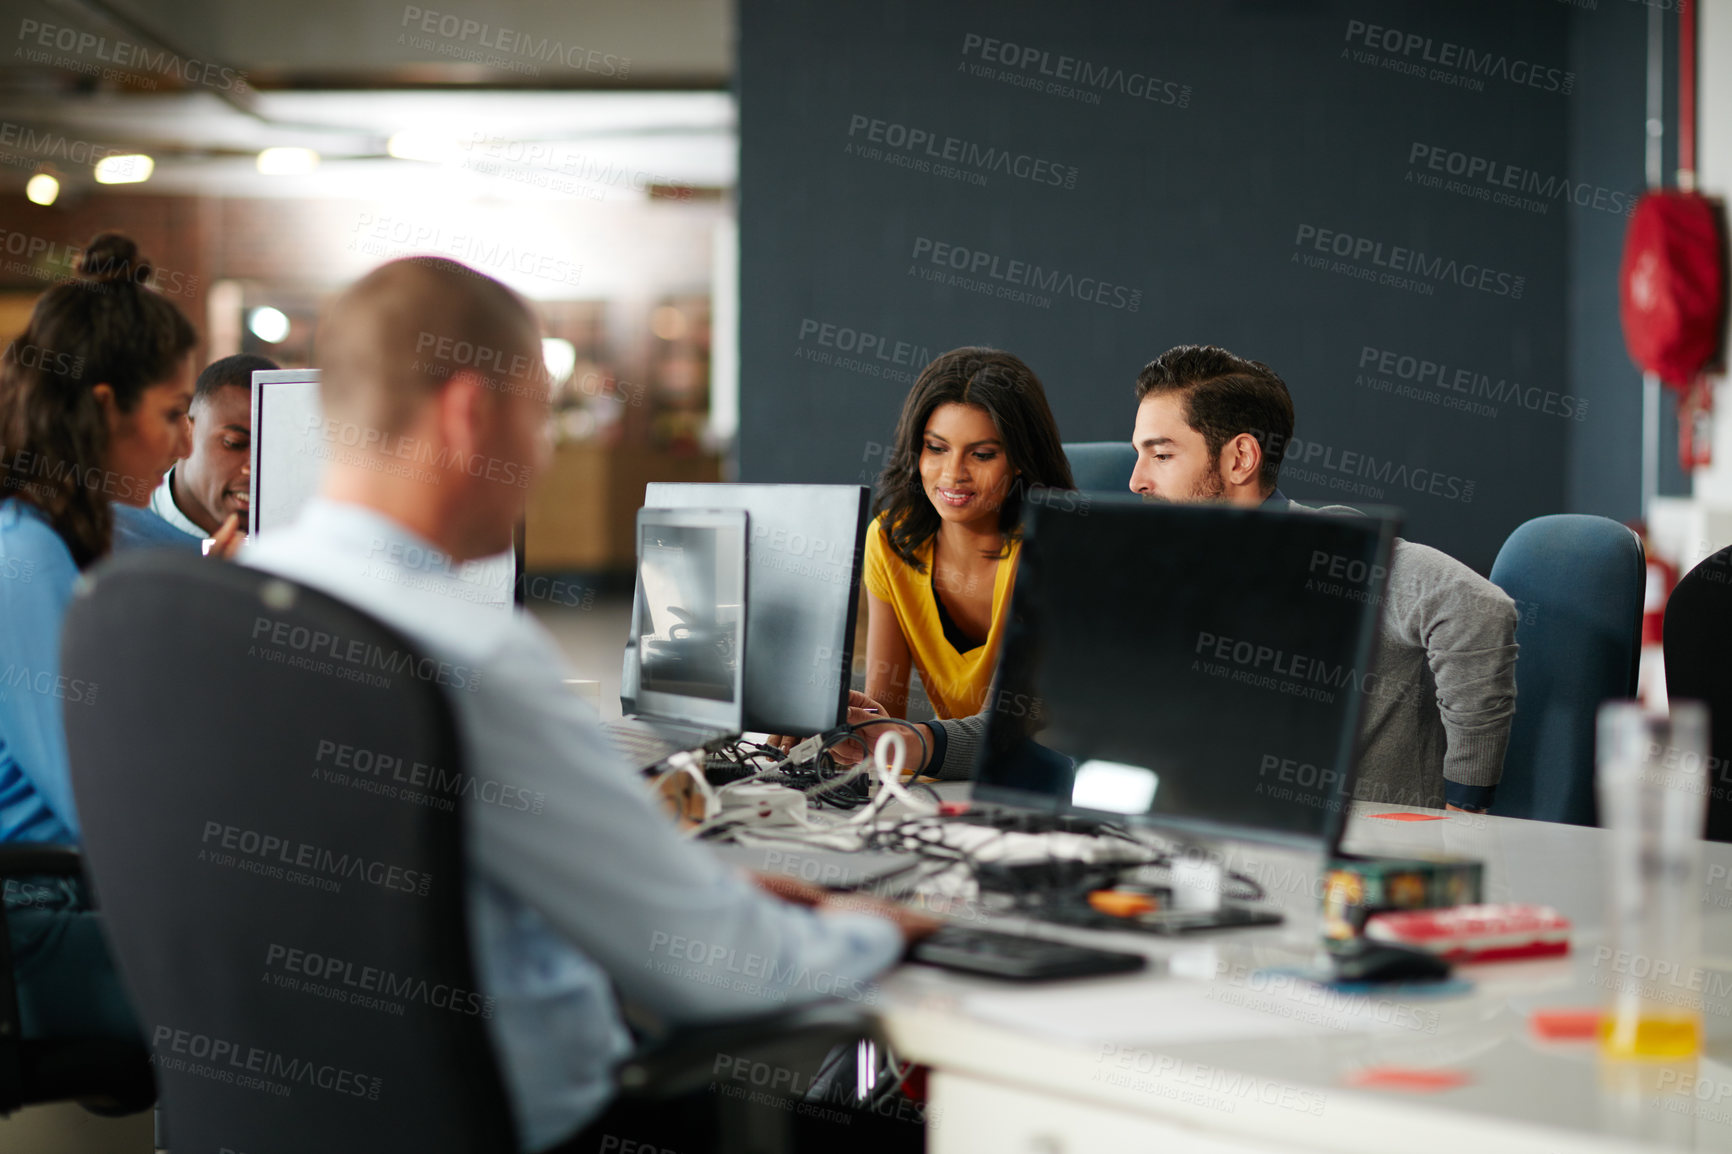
[603,718,724,769]
[603,721,680,767]
[908,925,1148,982]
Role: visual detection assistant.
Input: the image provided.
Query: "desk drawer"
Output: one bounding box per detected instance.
[929,1072,1307,1154]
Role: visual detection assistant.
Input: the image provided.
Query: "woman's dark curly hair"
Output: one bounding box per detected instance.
[0,232,197,567]
[872,347,1074,572]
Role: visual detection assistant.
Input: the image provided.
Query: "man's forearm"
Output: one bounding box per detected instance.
[925,713,987,780]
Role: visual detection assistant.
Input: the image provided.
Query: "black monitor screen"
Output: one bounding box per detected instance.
[636,523,743,703]
[974,497,1396,850]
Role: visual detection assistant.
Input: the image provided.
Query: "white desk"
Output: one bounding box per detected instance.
[873,801,1732,1154]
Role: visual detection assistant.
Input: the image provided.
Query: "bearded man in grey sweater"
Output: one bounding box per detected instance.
[845,344,1517,814]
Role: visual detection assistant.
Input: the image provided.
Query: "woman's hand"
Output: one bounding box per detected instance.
[206,513,245,560]
[830,690,931,774]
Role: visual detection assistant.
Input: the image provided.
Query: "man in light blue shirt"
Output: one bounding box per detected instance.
[242,256,924,1152]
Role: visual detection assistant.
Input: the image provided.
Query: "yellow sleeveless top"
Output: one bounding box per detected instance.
[862,514,1020,720]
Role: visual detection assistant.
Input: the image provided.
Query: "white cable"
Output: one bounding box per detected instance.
[685,731,938,841]
[872,731,936,815]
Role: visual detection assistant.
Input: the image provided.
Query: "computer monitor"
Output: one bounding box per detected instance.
[248,368,516,613]
[628,506,749,730]
[974,495,1397,855]
[640,483,870,734]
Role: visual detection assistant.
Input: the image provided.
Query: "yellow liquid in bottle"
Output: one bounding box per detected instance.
[1598,1013,1703,1060]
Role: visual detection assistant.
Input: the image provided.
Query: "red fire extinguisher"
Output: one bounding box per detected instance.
[1619,3,1726,472]
[1620,193,1726,471]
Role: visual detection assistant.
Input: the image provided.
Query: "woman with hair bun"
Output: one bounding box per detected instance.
[0,231,218,1042]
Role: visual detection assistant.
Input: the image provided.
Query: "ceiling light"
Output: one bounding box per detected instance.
[25,174,58,205]
[387,131,459,163]
[542,338,576,385]
[257,148,320,175]
[249,307,290,343]
[94,154,154,184]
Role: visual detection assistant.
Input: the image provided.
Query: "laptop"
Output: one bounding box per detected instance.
[605,507,750,769]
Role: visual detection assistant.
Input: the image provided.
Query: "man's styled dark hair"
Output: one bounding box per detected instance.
[1134,345,1294,494]
[196,353,278,406]
[873,347,1075,572]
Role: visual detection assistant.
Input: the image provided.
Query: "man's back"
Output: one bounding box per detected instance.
[243,498,904,1150]
[1291,501,1518,810]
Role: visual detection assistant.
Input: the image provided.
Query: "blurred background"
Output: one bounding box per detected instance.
[2,3,1729,1148]
[0,0,1727,708]
[0,0,736,584]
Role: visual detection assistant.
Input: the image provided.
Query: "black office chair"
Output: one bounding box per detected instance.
[62,549,878,1154]
[1664,546,1732,843]
[0,845,156,1120]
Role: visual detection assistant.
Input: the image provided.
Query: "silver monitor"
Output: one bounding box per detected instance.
[641,483,870,734]
[248,368,516,613]
[628,507,749,730]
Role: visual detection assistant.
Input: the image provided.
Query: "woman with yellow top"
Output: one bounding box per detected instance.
[863,347,1075,721]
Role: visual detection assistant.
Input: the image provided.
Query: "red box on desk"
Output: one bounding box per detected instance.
[1364,904,1570,962]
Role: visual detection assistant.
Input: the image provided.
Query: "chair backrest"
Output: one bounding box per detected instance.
[1663,547,1732,843]
[1061,441,1136,492]
[62,550,516,1154]
[1487,514,1644,826]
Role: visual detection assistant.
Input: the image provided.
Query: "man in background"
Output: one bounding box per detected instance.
[150,353,277,539]
[1121,345,1518,812]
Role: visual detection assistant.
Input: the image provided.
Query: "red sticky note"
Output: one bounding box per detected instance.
[1367,812,1447,822]
[1529,1008,1601,1040]
[1346,1067,1471,1092]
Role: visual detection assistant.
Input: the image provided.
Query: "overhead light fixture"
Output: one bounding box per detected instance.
[94,154,154,184]
[25,174,58,205]
[542,338,576,385]
[249,307,290,344]
[386,131,458,163]
[257,148,320,175]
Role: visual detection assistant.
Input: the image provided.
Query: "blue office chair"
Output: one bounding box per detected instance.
[1487,515,1644,826]
[1062,441,1137,492]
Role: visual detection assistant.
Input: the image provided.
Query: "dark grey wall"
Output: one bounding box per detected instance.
[740,0,1651,572]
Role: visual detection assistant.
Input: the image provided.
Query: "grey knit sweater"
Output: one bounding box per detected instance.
[927,501,1520,811]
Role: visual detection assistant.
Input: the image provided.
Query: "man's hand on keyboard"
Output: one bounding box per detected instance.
[749,871,828,907]
[819,891,941,943]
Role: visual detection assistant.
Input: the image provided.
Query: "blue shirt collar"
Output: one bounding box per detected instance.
[258,498,458,577]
